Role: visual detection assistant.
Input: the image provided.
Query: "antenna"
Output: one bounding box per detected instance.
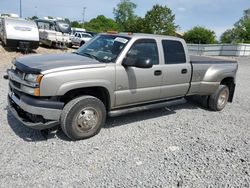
[20,0,22,17]
[35,6,38,17]
[82,7,86,24]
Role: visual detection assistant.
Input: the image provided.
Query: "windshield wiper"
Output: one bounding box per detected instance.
[82,52,104,63]
[73,51,99,61]
[74,51,109,63]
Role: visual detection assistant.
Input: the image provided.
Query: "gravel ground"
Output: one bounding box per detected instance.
[0,43,249,187]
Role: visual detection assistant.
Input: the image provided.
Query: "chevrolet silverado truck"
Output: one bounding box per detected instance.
[5,33,238,140]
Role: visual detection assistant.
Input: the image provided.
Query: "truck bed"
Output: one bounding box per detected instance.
[188,55,238,96]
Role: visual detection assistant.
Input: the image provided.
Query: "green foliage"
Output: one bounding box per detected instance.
[29,16,38,20]
[71,21,83,28]
[27,1,179,36]
[220,29,236,43]
[84,15,119,33]
[128,17,146,33]
[113,0,137,31]
[184,26,216,44]
[143,4,178,35]
[220,9,250,43]
[64,18,71,24]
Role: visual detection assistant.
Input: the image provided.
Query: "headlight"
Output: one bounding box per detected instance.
[24,74,43,96]
[25,74,43,83]
[25,74,38,82]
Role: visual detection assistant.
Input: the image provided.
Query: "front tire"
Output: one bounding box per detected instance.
[61,96,106,140]
[68,43,72,48]
[209,85,229,111]
[80,41,85,46]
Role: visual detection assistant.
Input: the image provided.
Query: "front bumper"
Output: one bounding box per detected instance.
[8,92,64,130]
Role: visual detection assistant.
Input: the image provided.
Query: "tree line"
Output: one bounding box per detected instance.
[28,0,250,44]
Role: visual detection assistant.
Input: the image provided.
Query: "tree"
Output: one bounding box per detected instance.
[143,4,178,35]
[220,9,250,43]
[184,26,216,44]
[64,18,71,24]
[29,16,38,20]
[113,0,137,31]
[220,29,236,43]
[71,21,82,28]
[128,17,147,33]
[84,15,119,33]
[234,9,250,43]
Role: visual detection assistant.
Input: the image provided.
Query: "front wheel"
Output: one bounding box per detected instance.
[61,96,106,140]
[80,41,85,46]
[68,43,72,48]
[209,85,229,111]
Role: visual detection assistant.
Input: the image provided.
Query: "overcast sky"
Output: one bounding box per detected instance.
[0,0,249,38]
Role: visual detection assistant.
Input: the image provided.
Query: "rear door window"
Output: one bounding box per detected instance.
[162,40,186,64]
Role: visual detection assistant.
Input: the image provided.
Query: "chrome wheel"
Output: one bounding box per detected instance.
[75,107,99,132]
[217,88,229,109]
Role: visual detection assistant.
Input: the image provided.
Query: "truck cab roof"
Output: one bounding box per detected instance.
[102,32,184,42]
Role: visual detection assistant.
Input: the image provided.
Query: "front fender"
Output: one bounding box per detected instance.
[56,80,115,107]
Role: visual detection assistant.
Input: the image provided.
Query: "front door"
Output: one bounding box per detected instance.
[115,39,163,107]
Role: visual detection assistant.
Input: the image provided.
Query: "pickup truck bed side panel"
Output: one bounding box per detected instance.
[188,56,238,95]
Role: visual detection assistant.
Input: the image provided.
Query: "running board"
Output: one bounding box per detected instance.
[108,98,186,117]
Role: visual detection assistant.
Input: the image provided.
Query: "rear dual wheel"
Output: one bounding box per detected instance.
[185,85,230,111]
[209,85,230,111]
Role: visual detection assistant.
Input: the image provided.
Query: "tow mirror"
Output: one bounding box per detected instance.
[122,57,153,69]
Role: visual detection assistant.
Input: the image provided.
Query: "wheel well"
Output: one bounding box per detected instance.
[221,77,235,102]
[60,87,110,110]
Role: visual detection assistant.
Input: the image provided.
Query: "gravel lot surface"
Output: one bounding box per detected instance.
[0,43,249,187]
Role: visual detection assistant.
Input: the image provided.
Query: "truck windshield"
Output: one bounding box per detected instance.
[75,35,130,63]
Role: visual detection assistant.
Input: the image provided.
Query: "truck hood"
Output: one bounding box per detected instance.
[13,53,105,74]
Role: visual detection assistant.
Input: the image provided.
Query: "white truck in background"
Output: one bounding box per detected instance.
[35,19,71,48]
[69,32,93,47]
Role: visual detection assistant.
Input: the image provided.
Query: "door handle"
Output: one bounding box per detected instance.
[154,70,162,76]
[181,69,188,74]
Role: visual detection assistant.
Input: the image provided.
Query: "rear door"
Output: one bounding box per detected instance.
[115,39,163,107]
[160,39,192,99]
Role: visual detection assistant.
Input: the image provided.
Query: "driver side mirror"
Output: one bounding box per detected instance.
[122,57,153,69]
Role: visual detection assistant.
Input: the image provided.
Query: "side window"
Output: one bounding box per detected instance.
[44,23,50,30]
[127,39,159,65]
[82,34,91,38]
[49,24,55,31]
[162,40,186,64]
[37,22,44,29]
